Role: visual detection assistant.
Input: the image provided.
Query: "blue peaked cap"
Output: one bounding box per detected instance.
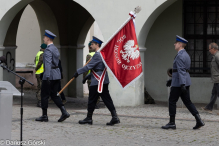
[92,36,103,45]
[176,35,188,44]
[44,30,56,40]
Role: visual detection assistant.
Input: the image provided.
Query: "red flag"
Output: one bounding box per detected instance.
[100,13,143,88]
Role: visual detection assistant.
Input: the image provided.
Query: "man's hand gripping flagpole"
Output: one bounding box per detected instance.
[57,6,142,96]
[57,59,92,96]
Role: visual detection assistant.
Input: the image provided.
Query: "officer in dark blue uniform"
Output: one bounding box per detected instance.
[72,36,120,126]
[162,35,205,130]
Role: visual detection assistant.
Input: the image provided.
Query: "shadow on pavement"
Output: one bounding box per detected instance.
[13,89,106,110]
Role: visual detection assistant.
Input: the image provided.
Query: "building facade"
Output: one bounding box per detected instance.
[0,0,215,106]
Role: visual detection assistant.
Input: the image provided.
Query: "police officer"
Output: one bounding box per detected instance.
[35,30,70,122]
[72,36,120,125]
[162,35,205,130]
[35,43,47,107]
[83,41,100,109]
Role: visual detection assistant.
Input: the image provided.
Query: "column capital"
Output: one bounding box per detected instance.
[57,44,85,49]
[139,46,146,52]
[0,46,17,51]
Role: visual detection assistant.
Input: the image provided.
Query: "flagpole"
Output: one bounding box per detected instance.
[97,17,132,53]
[98,6,141,53]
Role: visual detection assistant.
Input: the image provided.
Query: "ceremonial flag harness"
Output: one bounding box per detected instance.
[91,67,107,93]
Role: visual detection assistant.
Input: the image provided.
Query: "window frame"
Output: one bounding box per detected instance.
[183,0,219,77]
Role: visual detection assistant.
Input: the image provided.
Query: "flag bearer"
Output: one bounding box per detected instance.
[72,36,120,125]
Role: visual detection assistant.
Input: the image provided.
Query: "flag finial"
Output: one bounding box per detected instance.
[134,6,141,14]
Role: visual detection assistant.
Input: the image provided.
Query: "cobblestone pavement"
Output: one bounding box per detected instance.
[10,89,219,146]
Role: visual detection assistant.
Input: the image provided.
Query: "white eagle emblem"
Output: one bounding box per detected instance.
[120,40,140,63]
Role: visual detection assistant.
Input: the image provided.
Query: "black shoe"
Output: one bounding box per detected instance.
[193,114,205,129]
[79,112,93,125]
[35,109,48,122]
[79,117,93,125]
[106,110,120,126]
[58,106,70,122]
[35,115,48,122]
[162,116,176,129]
[37,101,41,107]
[161,122,176,129]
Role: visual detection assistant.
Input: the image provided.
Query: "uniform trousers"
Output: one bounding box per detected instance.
[88,84,115,113]
[41,80,64,110]
[169,86,199,117]
[87,79,100,104]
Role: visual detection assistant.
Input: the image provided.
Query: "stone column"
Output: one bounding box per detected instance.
[64,45,85,98]
[58,46,69,96]
[0,46,4,82]
[76,44,85,97]
[140,47,146,81]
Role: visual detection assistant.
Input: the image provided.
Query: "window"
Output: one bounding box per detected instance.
[184,0,219,77]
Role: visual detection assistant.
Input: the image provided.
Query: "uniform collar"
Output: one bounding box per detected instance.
[178,49,185,54]
[47,43,53,47]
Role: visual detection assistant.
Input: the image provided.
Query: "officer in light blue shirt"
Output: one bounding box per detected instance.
[162,35,204,130]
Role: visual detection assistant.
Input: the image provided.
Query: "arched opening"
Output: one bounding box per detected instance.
[145,0,183,102]
[138,0,182,102]
[0,0,101,97]
[138,0,177,50]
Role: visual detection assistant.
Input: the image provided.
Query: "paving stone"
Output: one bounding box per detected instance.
[10,89,219,146]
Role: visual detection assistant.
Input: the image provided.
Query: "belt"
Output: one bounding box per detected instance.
[51,66,59,69]
[93,69,103,72]
[172,69,189,72]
